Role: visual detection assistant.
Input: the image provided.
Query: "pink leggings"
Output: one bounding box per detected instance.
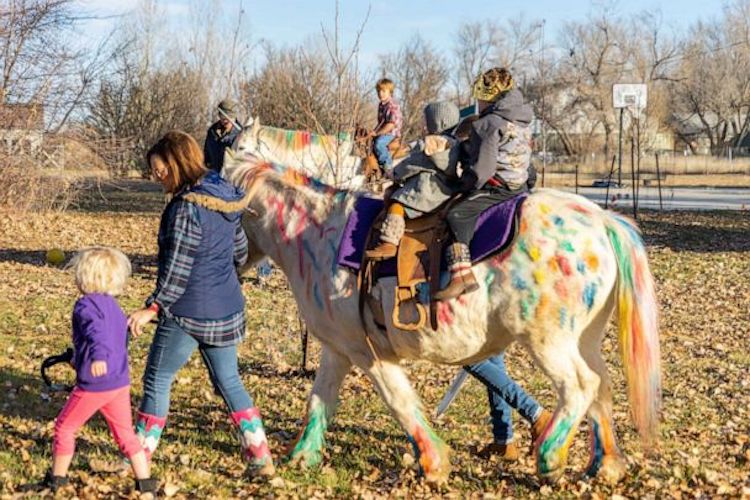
[54,385,142,458]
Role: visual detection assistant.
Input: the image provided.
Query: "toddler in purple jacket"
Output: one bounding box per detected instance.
[43,247,157,496]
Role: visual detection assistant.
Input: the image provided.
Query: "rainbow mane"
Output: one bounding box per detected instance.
[258,126,352,154]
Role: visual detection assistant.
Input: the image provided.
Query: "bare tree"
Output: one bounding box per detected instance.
[625,11,681,153]
[452,21,501,106]
[451,17,541,106]
[670,2,750,155]
[378,35,448,141]
[241,2,370,182]
[555,12,629,159]
[0,0,95,130]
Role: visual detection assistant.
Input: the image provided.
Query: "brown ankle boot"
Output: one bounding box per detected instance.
[434,243,478,301]
[365,213,404,261]
[434,270,479,300]
[477,441,519,461]
[529,409,553,455]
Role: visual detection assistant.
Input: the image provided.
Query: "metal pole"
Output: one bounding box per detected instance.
[655,152,663,210]
[618,107,624,185]
[631,135,637,219]
[605,154,616,209]
[540,19,546,188]
[636,115,641,209]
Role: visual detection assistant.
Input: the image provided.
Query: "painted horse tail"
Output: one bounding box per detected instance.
[603,212,661,446]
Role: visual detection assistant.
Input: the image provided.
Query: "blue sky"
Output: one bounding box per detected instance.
[76,0,721,69]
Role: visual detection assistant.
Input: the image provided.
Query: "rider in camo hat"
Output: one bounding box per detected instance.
[204,99,242,172]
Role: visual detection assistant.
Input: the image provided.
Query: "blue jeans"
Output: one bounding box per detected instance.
[373,134,395,169]
[140,317,253,418]
[464,354,542,444]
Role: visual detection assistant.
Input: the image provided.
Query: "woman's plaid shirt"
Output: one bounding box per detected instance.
[146,201,248,346]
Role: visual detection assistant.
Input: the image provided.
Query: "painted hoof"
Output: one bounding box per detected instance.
[422,463,451,485]
[539,467,565,484]
[537,451,566,483]
[420,446,451,485]
[596,455,628,484]
[249,460,276,478]
[287,449,323,469]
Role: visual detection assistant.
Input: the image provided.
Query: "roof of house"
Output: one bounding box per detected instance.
[0,103,44,130]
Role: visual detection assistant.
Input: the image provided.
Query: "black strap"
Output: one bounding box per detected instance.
[40,348,74,392]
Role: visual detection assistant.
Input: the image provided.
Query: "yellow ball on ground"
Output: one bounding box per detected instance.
[46,248,65,265]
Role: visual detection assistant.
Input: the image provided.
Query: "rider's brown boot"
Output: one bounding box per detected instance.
[365,211,404,261]
[434,243,478,301]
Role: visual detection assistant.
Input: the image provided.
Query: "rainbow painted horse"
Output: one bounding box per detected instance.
[230,118,365,189]
[222,152,661,484]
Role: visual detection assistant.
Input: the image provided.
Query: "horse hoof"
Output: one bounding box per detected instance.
[248,460,276,478]
[287,449,323,469]
[597,455,628,484]
[423,466,450,485]
[539,467,565,484]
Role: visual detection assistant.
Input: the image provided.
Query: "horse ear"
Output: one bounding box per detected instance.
[250,116,260,135]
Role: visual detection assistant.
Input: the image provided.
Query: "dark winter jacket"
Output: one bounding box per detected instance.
[462,89,534,190]
[204,122,241,172]
[391,134,462,217]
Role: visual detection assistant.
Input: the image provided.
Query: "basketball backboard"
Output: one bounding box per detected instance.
[613,83,648,110]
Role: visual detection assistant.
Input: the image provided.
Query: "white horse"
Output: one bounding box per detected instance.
[222,154,661,484]
[230,118,366,189]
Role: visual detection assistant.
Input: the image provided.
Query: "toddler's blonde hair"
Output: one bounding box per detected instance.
[70,247,132,296]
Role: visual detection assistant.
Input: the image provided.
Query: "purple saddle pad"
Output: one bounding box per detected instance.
[337,193,527,276]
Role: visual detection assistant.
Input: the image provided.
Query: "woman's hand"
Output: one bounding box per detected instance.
[127,308,157,337]
[91,361,108,377]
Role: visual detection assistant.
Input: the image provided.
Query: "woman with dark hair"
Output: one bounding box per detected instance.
[127,130,275,477]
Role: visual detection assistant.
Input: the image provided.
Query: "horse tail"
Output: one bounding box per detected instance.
[603,212,661,446]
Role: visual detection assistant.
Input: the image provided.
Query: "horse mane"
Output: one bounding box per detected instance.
[257,125,352,155]
[233,157,350,218]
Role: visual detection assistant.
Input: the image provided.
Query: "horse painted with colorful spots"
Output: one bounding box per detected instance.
[223,154,661,484]
[230,117,365,189]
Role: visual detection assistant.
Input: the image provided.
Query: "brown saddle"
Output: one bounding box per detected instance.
[359,198,458,332]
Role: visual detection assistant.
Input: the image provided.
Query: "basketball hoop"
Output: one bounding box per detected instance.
[613,83,648,110]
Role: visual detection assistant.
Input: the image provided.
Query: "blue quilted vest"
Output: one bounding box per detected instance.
[157,171,246,319]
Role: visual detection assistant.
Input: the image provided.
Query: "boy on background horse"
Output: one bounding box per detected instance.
[369,78,403,175]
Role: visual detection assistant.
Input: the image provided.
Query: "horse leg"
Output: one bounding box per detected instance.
[527,336,600,482]
[361,360,451,483]
[580,296,628,483]
[288,344,351,468]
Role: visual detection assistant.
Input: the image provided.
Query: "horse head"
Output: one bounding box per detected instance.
[233,115,262,157]
[352,124,372,158]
